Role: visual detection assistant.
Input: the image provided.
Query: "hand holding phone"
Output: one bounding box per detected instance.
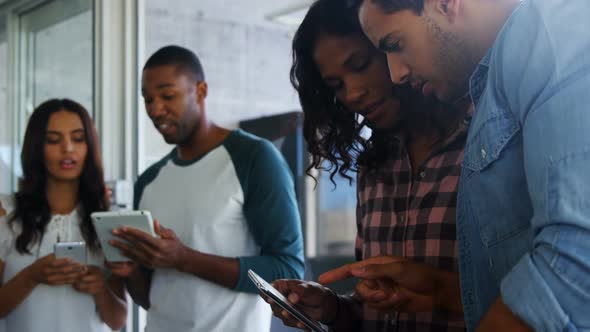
[26,254,85,286]
[249,270,327,332]
[73,265,108,296]
[265,279,340,329]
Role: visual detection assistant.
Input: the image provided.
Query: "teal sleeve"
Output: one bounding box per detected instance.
[226,133,305,293]
[133,151,172,210]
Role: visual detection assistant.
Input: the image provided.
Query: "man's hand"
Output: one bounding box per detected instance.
[105,261,140,278]
[318,256,400,285]
[354,278,436,313]
[110,220,187,269]
[73,265,108,296]
[262,279,338,330]
[319,256,461,313]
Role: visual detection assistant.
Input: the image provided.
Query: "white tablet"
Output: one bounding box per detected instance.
[91,210,156,262]
[249,270,327,332]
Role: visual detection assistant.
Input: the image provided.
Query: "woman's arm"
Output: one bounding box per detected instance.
[0,255,85,318]
[94,274,128,330]
[74,266,127,330]
[0,259,36,318]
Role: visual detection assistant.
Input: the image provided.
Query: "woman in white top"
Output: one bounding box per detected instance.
[0,99,127,331]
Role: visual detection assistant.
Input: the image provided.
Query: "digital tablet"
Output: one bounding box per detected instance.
[91,210,156,262]
[248,270,327,332]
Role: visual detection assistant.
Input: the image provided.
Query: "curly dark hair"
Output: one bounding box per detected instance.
[291,0,408,184]
[10,99,109,254]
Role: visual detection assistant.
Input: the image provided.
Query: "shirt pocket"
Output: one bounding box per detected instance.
[462,109,531,248]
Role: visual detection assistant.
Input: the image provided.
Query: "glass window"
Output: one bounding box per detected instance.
[29,10,93,111]
[316,163,357,257]
[20,0,93,114]
[0,13,10,194]
[4,0,94,193]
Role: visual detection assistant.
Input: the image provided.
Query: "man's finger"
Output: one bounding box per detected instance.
[117,227,160,249]
[110,239,154,263]
[351,262,406,282]
[318,256,403,285]
[115,245,153,266]
[355,280,389,302]
[317,264,356,285]
[154,219,176,239]
[123,236,161,258]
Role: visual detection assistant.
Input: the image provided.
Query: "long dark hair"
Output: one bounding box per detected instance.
[291,0,401,184]
[10,99,108,254]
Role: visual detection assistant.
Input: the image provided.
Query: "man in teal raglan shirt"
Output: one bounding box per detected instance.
[108,45,304,332]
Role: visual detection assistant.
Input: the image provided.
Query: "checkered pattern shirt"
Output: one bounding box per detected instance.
[353,118,469,332]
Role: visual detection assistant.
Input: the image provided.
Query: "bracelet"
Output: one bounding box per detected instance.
[321,289,341,326]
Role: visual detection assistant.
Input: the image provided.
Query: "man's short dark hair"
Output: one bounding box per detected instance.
[144,45,205,81]
[353,0,425,14]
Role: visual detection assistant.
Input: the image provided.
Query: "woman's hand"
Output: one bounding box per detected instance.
[26,254,86,286]
[73,265,108,296]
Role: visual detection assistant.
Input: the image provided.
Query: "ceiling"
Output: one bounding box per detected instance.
[0,0,314,29]
[161,0,313,29]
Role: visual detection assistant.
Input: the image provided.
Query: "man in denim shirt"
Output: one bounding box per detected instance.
[323,0,590,330]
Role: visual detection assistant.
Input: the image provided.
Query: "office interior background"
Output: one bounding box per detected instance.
[0,0,359,331]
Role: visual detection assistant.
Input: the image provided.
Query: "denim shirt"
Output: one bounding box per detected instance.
[457,0,590,330]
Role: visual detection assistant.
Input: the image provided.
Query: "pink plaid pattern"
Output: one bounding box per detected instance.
[354,119,469,332]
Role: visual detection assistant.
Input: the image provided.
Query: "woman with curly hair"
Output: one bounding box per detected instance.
[264,0,469,331]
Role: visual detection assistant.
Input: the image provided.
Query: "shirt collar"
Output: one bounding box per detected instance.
[469,48,493,107]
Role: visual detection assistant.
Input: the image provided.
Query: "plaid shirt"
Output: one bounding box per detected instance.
[353,116,469,332]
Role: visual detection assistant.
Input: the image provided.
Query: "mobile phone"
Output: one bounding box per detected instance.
[54,241,87,264]
[248,270,327,332]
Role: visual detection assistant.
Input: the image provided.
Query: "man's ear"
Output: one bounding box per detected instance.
[429,0,461,22]
[196,81,208,102]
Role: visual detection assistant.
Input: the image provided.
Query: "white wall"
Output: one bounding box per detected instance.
[138,0,300,171]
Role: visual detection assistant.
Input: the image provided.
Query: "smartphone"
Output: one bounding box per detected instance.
[248,270,327,332]
[54,241,87,264]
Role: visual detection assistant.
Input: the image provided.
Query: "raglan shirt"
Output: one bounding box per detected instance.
[135,129,304,332]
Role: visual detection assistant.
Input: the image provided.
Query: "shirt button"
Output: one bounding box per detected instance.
[481,148,487,159]
[420,171,426,179]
